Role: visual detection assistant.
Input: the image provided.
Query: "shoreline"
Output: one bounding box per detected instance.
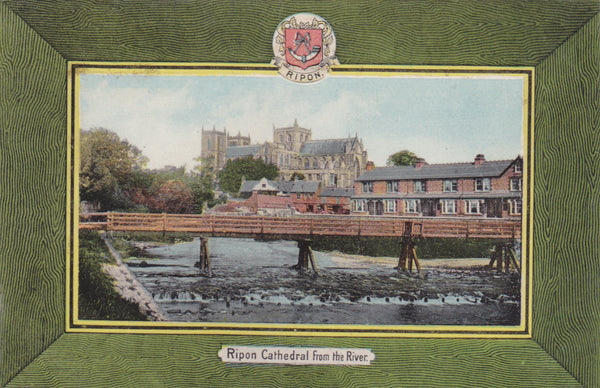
[101,232,167,321]
[327,251,490,270]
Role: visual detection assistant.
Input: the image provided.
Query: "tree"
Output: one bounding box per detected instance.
[386,150,420,166]
[218,156,279,193]
[80,128,147,210]
[290,172,306,181]
[148,180,194,213]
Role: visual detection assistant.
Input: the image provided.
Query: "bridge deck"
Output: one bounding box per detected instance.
[79,213,521,240]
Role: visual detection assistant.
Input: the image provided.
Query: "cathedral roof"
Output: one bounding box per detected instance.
[225,145,261,159]
[300,138,359,155]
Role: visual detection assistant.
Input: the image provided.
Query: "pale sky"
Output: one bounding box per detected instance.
[79,72,525,170]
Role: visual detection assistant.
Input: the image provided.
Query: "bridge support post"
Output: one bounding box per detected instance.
[395,222,421,275]
[291,239,318,274]
[396,238,421,275]
[487,242,520,274]
[195,237,211,275]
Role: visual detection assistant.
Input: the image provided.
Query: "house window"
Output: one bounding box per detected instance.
[304,159,309,168]
[330,174,338,186]
[296,193,301,200]
[514,163,522,173]
[443,179,458,192]
[465,199,484,214]
[387,181,399,192]
[313,158,319,168]
[414,180,426,193]
[385,200,396,213]
[509,199,522,215]
[362,181,373,193]
[404,199,420,213]
[510,178,522,191]
[441,199,457,214]
[355,200,365,212]
[336,197,340,204]
[475,178,491,191]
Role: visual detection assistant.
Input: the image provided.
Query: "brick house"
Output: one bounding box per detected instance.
[317,187,354,214]
[239,178,321,213]
[239,178,353,214]
[352,155,523,218]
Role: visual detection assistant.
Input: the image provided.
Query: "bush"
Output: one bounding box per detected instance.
[111,231,193,244]
[78,230,148,321]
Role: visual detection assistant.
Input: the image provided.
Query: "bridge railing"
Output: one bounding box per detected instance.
[80,212,521,239]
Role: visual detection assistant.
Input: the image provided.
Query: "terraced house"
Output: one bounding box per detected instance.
[352,155,523,218]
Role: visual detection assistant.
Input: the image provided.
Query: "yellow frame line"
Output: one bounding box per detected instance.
[67,62,533,338]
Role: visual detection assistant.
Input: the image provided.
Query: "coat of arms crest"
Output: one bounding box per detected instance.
[272,13,338,83]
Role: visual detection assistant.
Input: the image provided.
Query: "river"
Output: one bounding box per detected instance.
[125,237,520,326]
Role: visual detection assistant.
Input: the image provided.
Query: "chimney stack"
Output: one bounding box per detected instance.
[474,154,486,166]
[365,161,375,171]
[415,158,427,168]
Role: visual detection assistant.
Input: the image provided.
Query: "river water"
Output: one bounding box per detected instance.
[126,237,520,326]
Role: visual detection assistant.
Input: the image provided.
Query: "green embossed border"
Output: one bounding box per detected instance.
[1,2,598,387]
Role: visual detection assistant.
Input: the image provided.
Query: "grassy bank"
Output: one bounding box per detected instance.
[78,230,148,321]
[108,231,194,261]
[310,236,498,259]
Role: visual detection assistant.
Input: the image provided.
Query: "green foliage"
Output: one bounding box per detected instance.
[80,129,218,213]
[290,171,305,181]
[78,230,148,321]
[218,156,279,193]
[148,179,194,213]
[310,236,497,259]
[80,128,148,210]
[387,150,420,166]
[112,231,194,244]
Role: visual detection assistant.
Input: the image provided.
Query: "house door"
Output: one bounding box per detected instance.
[421,200,436,216]
[367,201,375,215]
[486,199,502,217]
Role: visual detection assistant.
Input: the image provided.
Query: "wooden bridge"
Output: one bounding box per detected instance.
[80,213,521,274]
[79,212,521,240]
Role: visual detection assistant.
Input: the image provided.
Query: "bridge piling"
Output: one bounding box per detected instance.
[395,221,422,276]
[487,242,520,274]
[195,237,211,276]
[292,239,318,274]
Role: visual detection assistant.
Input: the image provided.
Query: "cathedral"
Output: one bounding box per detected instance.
[201,120,369,188]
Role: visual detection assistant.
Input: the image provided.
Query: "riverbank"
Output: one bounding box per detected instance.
[101,233,167,321]
[328,251,490,270]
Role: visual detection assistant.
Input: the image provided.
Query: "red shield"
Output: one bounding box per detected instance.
[284,28,323,69]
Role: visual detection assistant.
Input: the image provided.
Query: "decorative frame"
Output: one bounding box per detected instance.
[1,2,598,386]
[68,62,533,338]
